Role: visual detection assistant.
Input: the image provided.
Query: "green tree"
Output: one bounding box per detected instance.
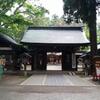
[63,0,98,74]
[83,24,91,43]
[28,5,50,26]
[0,0,48,42]
[48,15,66,26]
[97,24,100,43]
[63,0,97,54]
[0,0,27,41]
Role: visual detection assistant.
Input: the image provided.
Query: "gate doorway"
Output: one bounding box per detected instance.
[47,52,62,70]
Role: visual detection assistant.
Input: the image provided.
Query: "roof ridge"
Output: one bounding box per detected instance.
[28,27,82,30]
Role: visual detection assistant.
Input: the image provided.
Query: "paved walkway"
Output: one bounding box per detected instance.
[20,72,95,86]
[47,64,62,70]
[0,85,100,100]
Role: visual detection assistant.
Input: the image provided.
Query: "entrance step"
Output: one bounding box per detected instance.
[25,71,77,75]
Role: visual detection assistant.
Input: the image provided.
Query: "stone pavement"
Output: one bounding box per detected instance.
[0,71,100,100]
[0,85,100,100]
[20,72,95,86]
[47,64,62,70]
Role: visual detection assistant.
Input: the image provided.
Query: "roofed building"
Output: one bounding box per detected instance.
[0,33,25,70]
[21,27,89,71]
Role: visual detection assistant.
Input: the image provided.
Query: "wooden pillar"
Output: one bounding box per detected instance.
[72,53,77,71]
[62,51,72,71]
[31,49,47,71]
[34,52,38,70]
[12,52,18,71]
[37,53,41,70]
[31,54,34,71]
[42,52,47,70]
[37,51,47,71]
[31,51,38,71]
[62,51,66,70]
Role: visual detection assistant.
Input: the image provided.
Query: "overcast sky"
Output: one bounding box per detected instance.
[39,0,64,17]
[29,0,64,17]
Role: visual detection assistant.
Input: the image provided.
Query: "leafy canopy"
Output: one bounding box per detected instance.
[63,0,96,26]
[0,0,48,42]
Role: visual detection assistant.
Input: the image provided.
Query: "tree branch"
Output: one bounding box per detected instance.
[14,0,26,14]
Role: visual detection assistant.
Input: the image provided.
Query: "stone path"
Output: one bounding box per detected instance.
[47,64,62,70]
[21,72,95,86]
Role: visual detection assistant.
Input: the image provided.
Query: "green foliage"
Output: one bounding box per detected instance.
[32,16,51,26]
[83,24,90,40]
[83,24,100,43]
[63,0,97,57]
[0,0,48,42]
[63,0,96,26]
[49,15,66,26]
[97,24,100,43]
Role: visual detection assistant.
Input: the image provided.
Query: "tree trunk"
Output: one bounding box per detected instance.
[89,23,97,75]
[89,22,97,56]
[88,8,97,75]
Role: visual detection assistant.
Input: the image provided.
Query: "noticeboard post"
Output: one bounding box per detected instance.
[93,56,100,80]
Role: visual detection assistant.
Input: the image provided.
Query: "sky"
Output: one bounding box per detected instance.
[29,0,64,17]
[38,0,64,17]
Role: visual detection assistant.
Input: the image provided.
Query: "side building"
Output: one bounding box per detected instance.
[0,33,25,71]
